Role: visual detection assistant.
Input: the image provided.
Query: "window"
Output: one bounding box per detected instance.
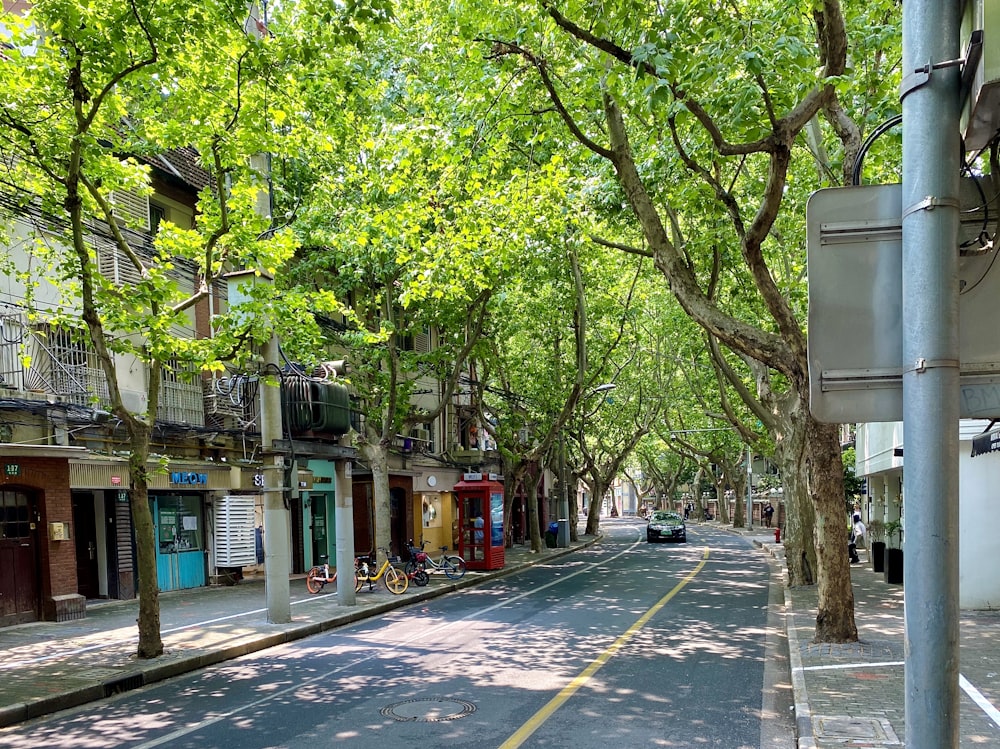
[158,359,204,426]
[0,491,30,540]
[149,202,166,236]
[35,325,110,407]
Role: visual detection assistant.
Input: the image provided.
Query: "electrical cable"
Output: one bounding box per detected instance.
[851,114,902,187]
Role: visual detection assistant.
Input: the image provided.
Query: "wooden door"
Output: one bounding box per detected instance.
[0,490,38,626]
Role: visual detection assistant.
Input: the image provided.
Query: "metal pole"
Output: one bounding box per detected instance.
[901,2,961,746]
[334,446,356,606]
[261,334,291,623]
[745,444,752,529]
[557,431,569,547]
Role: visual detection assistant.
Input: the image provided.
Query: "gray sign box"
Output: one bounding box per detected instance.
[807,179,1000,423]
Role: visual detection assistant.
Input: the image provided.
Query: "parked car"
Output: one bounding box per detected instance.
[646,510,687,543]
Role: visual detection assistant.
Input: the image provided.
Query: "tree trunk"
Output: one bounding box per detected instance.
[731,471,746,528]
[806,413,858,642]
[584,476,605,535]
[129,437,163,659]
[503,458,529,547]
[361,441,393,556]
[527,470,544,552]
[715,476,730,523]
[772,393,817,587]
[692,465,705,519]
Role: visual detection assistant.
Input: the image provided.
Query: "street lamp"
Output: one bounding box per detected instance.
[558,383,616,547]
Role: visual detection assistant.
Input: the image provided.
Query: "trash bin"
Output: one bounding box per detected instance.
[544,521,559,548]
[557,518,569,548]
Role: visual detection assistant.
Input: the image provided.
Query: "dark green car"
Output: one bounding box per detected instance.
[646,511,687,543]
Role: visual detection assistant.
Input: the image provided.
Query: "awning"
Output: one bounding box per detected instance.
[971,428,1000,457]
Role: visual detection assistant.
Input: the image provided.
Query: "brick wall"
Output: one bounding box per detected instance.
[1,457,83,619]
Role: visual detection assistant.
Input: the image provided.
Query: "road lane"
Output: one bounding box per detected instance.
[4,520,791,749]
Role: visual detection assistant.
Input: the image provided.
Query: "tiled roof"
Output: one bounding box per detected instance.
[137,147,212,192]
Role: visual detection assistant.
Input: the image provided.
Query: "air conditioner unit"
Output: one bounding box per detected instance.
[411,427,431,443]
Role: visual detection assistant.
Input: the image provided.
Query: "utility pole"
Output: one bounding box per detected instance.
[260,332,291,623]
[901,2,961,746]
[245,0,291,622]
[745,444,752,530]
[557,432,569,547]
[334,436,357,605]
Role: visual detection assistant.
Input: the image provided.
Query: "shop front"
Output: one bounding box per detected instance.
[150,493,206,590]
[304,460,335,570]
[148,465,232,592]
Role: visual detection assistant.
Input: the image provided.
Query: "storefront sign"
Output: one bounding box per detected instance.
[170,471,208,486]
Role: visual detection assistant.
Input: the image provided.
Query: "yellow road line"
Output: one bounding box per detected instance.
[499,546,711,749]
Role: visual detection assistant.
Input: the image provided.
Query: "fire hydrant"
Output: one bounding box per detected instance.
[774,527,781,543]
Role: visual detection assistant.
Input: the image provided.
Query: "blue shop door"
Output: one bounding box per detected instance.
[151,494,207,591]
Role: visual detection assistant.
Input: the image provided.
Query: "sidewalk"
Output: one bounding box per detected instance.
[745,528,1000,748]
[0,538,595,729]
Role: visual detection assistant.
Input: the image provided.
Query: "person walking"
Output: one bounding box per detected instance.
[851,513,868,562]
[763,502,775,528]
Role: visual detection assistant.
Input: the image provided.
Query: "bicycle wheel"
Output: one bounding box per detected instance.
[355,571,366,592]
[412,567,429,587]
[444,556,467,580]
[403,559,419,577]
[384,566,409,594]
[306,566,325,594]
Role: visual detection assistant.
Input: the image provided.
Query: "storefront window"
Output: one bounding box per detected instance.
[156,495,202,554]
[421,493,442,529]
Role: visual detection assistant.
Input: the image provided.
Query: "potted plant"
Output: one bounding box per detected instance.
[867,519,886,573]
[884,520,904,584]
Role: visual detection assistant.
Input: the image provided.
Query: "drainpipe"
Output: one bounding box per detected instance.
[901,2,961,746]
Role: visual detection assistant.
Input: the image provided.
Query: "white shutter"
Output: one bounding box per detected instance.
[214,495,256,566]
[110,189,151,231]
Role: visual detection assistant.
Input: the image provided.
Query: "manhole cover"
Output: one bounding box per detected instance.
[380,697,477,723]
[813,715,902,744]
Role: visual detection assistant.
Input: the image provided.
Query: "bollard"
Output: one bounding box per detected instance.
[774,527,781,543]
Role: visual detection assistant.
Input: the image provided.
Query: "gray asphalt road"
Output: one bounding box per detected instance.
[5,520,793,748]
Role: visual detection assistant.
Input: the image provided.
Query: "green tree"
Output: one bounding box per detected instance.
[0,0,311,656]
[458,0,902,643]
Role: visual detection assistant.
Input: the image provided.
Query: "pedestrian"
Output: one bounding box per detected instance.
[852,513,866,562]
[763,502,774,528]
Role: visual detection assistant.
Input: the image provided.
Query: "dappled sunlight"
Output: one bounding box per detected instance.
[0,530,780,748]
[3,709,182,748]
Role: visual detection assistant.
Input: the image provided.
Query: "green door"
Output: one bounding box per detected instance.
[311,494,328,564]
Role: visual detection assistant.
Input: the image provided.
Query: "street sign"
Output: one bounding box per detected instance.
[807,178,1000,422]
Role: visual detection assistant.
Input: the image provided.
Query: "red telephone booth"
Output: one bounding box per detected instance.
[455,473,505,570]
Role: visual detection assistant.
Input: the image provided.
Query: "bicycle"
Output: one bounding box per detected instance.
[305,555,358,594]
[355,547,409,594]
[404,540,467,585]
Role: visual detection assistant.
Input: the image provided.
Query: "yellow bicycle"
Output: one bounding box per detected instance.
[355,547,409,595]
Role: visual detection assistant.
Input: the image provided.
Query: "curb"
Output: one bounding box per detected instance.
[750,535,815,749]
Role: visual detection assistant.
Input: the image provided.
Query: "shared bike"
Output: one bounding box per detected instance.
[305,555,358,594]
[356,547,409,594]
[404,539,467,586]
